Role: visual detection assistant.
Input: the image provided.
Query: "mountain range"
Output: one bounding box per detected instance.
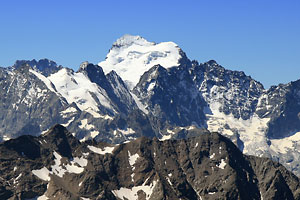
[1,34,300,179]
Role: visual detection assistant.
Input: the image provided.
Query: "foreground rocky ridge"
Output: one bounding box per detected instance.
[0,125,299,200]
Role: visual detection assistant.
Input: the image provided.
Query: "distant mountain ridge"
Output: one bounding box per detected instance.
[12,58,62,76]
[1,35,300,177]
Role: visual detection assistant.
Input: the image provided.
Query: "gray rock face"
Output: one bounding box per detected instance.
[256,80,300,138]
[191,60,265,120]
[0,65,67,139]
[132,64,206,129]
[0,125,299,200]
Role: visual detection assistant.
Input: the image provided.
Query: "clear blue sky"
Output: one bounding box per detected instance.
[1,0,299,88]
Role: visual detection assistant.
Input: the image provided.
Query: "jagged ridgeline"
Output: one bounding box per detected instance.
[0,125,299,199]
[1,34,300,179]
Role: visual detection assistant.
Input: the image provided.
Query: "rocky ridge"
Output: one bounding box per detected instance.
[0,125,299,200]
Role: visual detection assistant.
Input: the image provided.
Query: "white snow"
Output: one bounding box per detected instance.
[65,156,88,174]
[201,84,272,156]
[79,181,84,187]
[270,131,300,154]
[15,173,22,180]
[166,177,172,186]
[32,151,87,180]
[160,134,172,141]
[79,119,95,130]
[128,151,140,182]
[48,68,114,118]
[166,129,175,134]
[29,69,56,93]
[30,67,114,119]
[98,35,181,89]
[128,151,139,171]
[187,125,196,130]
[260,191,264,200]
[50,151,64,177]
[65,164,84,174]
[3,135,11,141]
[36,195,49,200]
[32,167,51,181]
[118,128,135,136]
[73,156,88,167]
[209,153,215,159]
[217,159,226,169]
[160,129,177,141]
[60,117,74,127]
[60,107,77,115]
[41,129,49,135]
[78,119,100,139]
[112,179,157,200]
[87,145,115,155]
[205,101,270,156]
[90,130,99,138]
[147,82,156,92]
[130,92,148,114]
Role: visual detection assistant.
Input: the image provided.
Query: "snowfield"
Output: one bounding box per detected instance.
[98,34,182,88]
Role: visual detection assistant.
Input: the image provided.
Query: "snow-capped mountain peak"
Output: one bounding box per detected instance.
[98,35,182,89]
[112,34,154,48]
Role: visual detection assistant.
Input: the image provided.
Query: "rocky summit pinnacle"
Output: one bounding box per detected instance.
[0,125,299,200]
[112,34,155,48]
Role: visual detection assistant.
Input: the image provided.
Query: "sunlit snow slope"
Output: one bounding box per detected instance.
[48,68,114,118]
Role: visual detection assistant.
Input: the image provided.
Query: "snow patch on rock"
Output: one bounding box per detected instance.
[112,179,157,200]
[128,151,139,170]
[32,151,87,180]
[88,145,115,155]
[32,167,51,181]
[217,159,227,169]
[79,119,95,130]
